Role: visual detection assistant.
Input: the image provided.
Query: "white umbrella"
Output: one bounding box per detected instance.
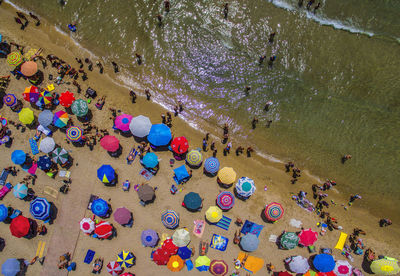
[287,256,310,274]
[334,260,352,276]
[172,228,191,247]
[38,110,53,127]
[129,115,152,137]
[80,218,95,234]
[39,137,55,153]
[235,177,256,198]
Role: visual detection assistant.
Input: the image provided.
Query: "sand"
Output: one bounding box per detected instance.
[0,2,399,276]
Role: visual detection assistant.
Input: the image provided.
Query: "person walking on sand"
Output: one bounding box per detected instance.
[129,90,136,103]
[213,148,217,157]
[268,32,276,44]
[379,218,392,227]
[341,154,352,164]
[202,138,208,152]
[135,53,142,65]
[223,3,229,20]
[164,0,170,12]
[14,17,26,30]
[85,58,93,71]
[210,141,215,151]
[96,61,104,74]
[29,12,41,26]
[111,61,119,73]
[258,55,266,65]
[178,101,184,113]
[246,146,254,157]
[174,106,179,116]
[145,89,151,101]
[236,146,244,156]
[251,116,259,129]
[348,194,361,205]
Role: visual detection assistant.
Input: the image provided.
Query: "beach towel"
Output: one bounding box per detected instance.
[237,252,264,274]
[84,249,95,264]
[334,232,348,251]
[139,168,153,181]
[193,220,205,238]
[185,259,193,271]
[27,163,37,175]
[210,234,228,251]
[240,220,264,237]
[0,183,12,199]
[87,195,99,210]
[44,186,58,199]
[215,215,231,231]
[29,138,39,155]
[0,169,9,186]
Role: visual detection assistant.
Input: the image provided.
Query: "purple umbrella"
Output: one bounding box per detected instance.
[141,229,159,247]
[113,207,132,225]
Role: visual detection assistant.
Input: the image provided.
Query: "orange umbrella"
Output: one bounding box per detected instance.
[20,61,38,77]
[167,255,184,272]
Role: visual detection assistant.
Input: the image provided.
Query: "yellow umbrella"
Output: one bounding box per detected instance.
[217,167,236,185]
[205,206,222,223]
[18,108,34,125]
[167,255,184,272]
[371,258,399,275]
[23,48,39,60]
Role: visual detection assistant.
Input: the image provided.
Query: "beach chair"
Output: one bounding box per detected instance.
[59,170,71,178]
[44,186,58,199]
[84,249,95,264]
[0,182,12,199]
[0,169,9,186]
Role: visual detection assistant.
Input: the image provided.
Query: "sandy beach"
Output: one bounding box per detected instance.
[0,2,399,276]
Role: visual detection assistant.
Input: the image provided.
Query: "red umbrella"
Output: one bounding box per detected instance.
[298,228,318,246]
[100,135,120,152]
[162,238,178,255]
[278,272,293,276]
[318,272,337,276]
[59,91,75,107]
[152,248,170,265]
[10,216,30,238]
[95,221,113,239]
[170,136,189,155]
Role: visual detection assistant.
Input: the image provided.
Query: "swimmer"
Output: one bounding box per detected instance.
[264,100,273,111]
[268,32,276,44]
[111,61,119,73]
[341,154,352,164]
[223,3,229,19]
[258,55,266,65]
[135,53,142,65]
[314,2,321,13]
[164,0,170,12]
[245,86,251,95]
[268,56,277,68]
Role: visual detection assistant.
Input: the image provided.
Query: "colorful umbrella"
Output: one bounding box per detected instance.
[317,272,336,276]
[13,183,28,199]
[20,61,38,77]
[0,117,8,127]
[37,90,53,106]
[97,165,115,184]
[137,184,155,203]
[186,150,202,167]
[80,218,95,234]
[37,155,52,170]
[53,110,69,128]
[264,202,284,222]
[235,177,256,198]
[0,204,8,222]
[59,91,75,107]
[23,86,40,103]
[30,197,50,220]
[1,258,21,276]
[100,135,120,152]
[18,107,34,125]
[66,126,83,142]
[51,147,69,164]
[38,110,53,127]
[7,51,23,66]
[167,255,184,272]
[91,198,109,217]
[217,167,236,185]
[142,152,158,168]
[161,210,179,229]
[114,114,133,132]
[278,272,293,276]
[152,248,170,265]
[281,232,299,250]
[171,136,189,155]
[216,191,235,210]
[39,137,55,153]
[129,115,152,137]
[177,247,192,260]
[172,228,191,247]
[148,124,172,146]
[71,99,88,117]
[313,254,335,273]
[10,216,30,238]
[298,228,318,247]
[287,256,310,274]
[141,229,159,247]
[195,256,211,272]
[107,261,122,276]
[210,260,229,276]
[3,94,17,107]
[95,221,113,239]
[183,192,202,211]
[240,233,260,252]
[113,207,132,225]
[117,250,135,268]
[370,258,399,276]
[204,157,220,174]
[205,206,222,223]
[11,150,26,165]
[334,260,352,276]
[162,239,179,255]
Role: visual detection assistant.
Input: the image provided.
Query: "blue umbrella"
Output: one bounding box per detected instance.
[13,183,28,199]
[11,150,26,165]
[1,258,20,276]
[147,124,172,146]
[161,210,179,229]
[142,152,158,168]
[240,233,260,252]
[30,197,50,220]
[313,254,336,273]
[177,246,192,260]
[37,155,52,170]
[97,165,115,184]
[141,229,159,247]
[0,204,8,222]
[204,157,220,174]
[38,110,53,127]
[91,198,109,217]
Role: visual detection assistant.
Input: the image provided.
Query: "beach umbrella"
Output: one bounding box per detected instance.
[216,191,235,210]
[117,250,135,268]
[317,272,336,276]
[281,232,299,250]
[167,255,184,272]
[137,184,155,203]
[172,228,191,247]
[95,221,113,239]
[23,86,40,103]
[129,115,152,137]
[97,165,115,184]
[37,155,52,170]
[1,258,20,276]
[80,218,95,234]
[107,261,122,276]
[38,110,53,127]
[195,256,211,272]
[177,247,192,260]
[204,157,220,174]
[39,137,55,153]
[304,270,318,276]
[1,117,8,127]
[141,229,159,247]
[161,210,179,229]
[11,150,26,165]
[186,150,202,167]
[100,135,120,152]
[91,198,109,217]
[287,256,310,274]
[264,202,284,222]
[147,124,172,146]
[13,183,28,199]
[18,108,34,125]
[0,204,8,222]
[30,197,50,220]
[152,248,170,265]
[217,167,236,185]
[71,99,88,117]
[20,61,38,77]
[3,94,17,107]
[53,110,68,128]
[114,114,133,132]
[313,254,335,273]
[278,272,293,276]
[370,258,400,275]
[7,51,23,66]
[240,233,260,252]
[59,91,75,107]
[171,136,189,155]
[37,90,53,106]
[142,152,158,168]
[235,177,256,198]
[162,239,179,255]
[334,260,352,276]
[113,207,132,225]
[51,147,69,164]
[66,126,83,142]
[298,228,318,247]
[205,206,222,223]
[210,260,229,276]
[183,192,202,211]
[10,216,30,238]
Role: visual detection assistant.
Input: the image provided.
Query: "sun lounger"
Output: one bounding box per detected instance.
[84,249,95,264]
[44,186,58,199]
[29,138,39,155]
[334,232,348,251]
[0,182,12,199]
[0,169,9,186]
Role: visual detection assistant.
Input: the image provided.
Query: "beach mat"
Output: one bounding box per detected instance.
[139,168,153,181]
[84,249,95,264]
[29,138,39,155]
[215,215,231,231]
[334,232,348,251]
[241,220,264,237]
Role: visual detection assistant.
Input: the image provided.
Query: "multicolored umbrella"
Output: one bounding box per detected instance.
[117,250,135,268]
[95,221,113,239]
[205,206,222,223]
[0,117,8,127]
[142,152,158,168]
[298,228,318,247]
[21,61,38,77]
[240,233,260,252]
[59,91,75,107]
[91,198,109,217]
[10,216,30,238]
[18,107,34,125]
[80,218,95,234]
[71,99,88,117]
[137,184,155,203]
[51,147,69,164]
[129,115,152,137]
[177,247,192,260]
[39,137,55,154]
[100,135,120,152]
[3,94,17,107]
[7,51,23,66]
[38,110,53,127]
[216,191,235,210]
[167,255,184,272]
[204,157,220,174]
[23,86,40,103]
[0,204,8,222]
[148,123,172,146]
[287,256,310,274]
[313,254,335,273]
[195,256,211,272]
[37,155,52,170]
[66,126,83,142]
[30,197,50,220]
[97,165,115,184]
[113,207,132,225]
[37,90,53,106]
[370,258,399,276]
[171,136,189,155]
[11,150,26,165]
[264,202,284,222]
[1,258,21,276]
[183,192,202,211]
[53,110,69,128]
[281,232,299,250]
[161,210,179,229]
[141,229,159,247]
[114,114,133,132]
[210,260,229,276]
[107,261,122,276]
[172,228,191,247]
[217,167,236,185]
[13,183,28,199]
[334,260,352,276]
[152,248,170,265]
[235,177,256,198]
[162,239,179,255]
[186,150,202,167]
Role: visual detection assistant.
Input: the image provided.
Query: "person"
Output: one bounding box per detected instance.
[246,147,254,157]
[379,218,392,227]
[251,117,258,129]
[92,258,103,274]
[135,53,142,65]
[223,3,229,19]
[285,162,293,172]
[306,0,315,10]
[266,120,272,128]
[145,89,151,100]
[235,146,243,156]
[313,2,321,13]
[16,12,28,22]
[210,141,215,151]
[95,96,106,110]
[85,58,93,71]
[264,100,273,111]
[156,14,163,26]
[96,61,104,74]
[212,148,217,157]
[161,114,166,124]
[29,12,40,26]
[164,0,170,12]
[258,55,266,65]
[268,55,277,68]
[223,123,229,135]
[298,0,304,7]
[349,194,361,205]
[76,58,83,68]
[266,263,274,273]
[341,154,352,163]
[37,224,47,235]
[129,90,136,103]
[14,17,25,30]
[111,61,119,73]
[245,86,251,96]
[202,138,208,151]
[233,231,240,244]
[58,252,71,269]
[178,101,184,113]
[268,32,276,44]
[205,133,210,141]
[173,106,179,116]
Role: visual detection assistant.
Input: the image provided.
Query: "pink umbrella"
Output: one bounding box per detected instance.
[113,207,132,225]
[114,114,133,132]
[80,218,95,234]
[298,228,318,246]
[100,135,120,152]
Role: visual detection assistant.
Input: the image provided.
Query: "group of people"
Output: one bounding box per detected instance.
[13,11,40,30]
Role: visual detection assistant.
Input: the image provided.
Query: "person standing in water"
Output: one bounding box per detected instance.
[129,90,136,103]
[223,3,229,20]
[135,53,142,65]
[307,0,315,10]
[313,2,321,13]
[145,89,151,101]
[268,56,277,68]
[264,100,273,111]
[245,86,251,96]
[258,55,266,65]
[341,154,352,164]
[164,0,170,12]
[298,0,304,7]
[268,32,276,44]
[156,14,163,26]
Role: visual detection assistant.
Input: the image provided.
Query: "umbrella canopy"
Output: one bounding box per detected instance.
[71,99,88,117]
[142,152,158,168]
[162,210,179,229]
[240,233,260,252]
[10,216,30,238]
[205,206,222,223]
[235,177,256,198]
[298,228,318,247]
[152,248,170,265]
[107,261,122,276]
[11,150,26,165]
[37,90,53,107]
[66,126,83,142]
[171,136,189,155]
[172,228,191,247]
[177,247,192,260]
[313,254,336,273]
[264,202,284,222]
[167,255,184,272]
[30,197,50,220]
[80,218,95,234]
[7,51,23,66]
[59,91,75,107]
[186,150,202,166]
[0,204,8,222]
[288,256,310,274]
[204,157,220,174]
[113,207,132,225]
[216,191,235,211]
[39,137,56,153]
[141,229,159,247]
[37,155,52,170]
[195,256,211,272]
[370,258,400,276]
[95,221,113,239]
[281,232,299,250]
[53,110,68,128]
[278,272,293,276]
[117,250,135,268]
[1,258,20,276]
[129,115,152,137]
[334,260,352,276]
[38,110,53,127]
[115,114,133,132]
[183,192,202,211]
[137,184,155,202]
[21,61,38,77]
[100,135,120,152]
[162,239,179,255]
[3,94,17,107]
[148,124,172,146]
[210,260,229,276]
[13,183,28,199]
[217,167,236,185]
[23,86,40,103]
[91,198,109,217]
[51,147,69,164]
[18,108,34,125]
[97,165,115,184]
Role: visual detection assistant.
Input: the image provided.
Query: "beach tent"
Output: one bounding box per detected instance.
[117,250,135,268]
[53,110,69,128]
[240,233,260,252]
[313,254,335,273]
[3,94,17,107]
[287,256,310,274]
[7,51,23,66]
[9,216,30,238]
[141,229,159,247]
[142,152,158,168]
[0,204,8,222]
[173,165,190,184]
[333,260,352,276]
[97,165,116,184]
[235,177,256,198]
[129,115,152,137]
[217,167,236,185]
[162,239,179,255]
[107,261,122,276]
[13,183,28,199]
[113,207,132,225]
[172,228,190,247]
[18,108,34,125]
[171,136,189,155]
[80,218,95,234]
[216,191,235,210]
[38,110,53,127]
[91,198,109,217]
[237,252,264,274]
[37,156,52,171]
[186,150,202,167]
[71,99,88,117]
[137,184,155,203]
[95,221,113,239]
[21,61,38,77]
[183,192,202,211]
[210,260,228,276]
[39,137,55,154]
[177,247,192,260]
[23,86,40,103]
[205,206,222,223]
[152,248,170,265]
[370,258,399,275]
[264,202,284,222]
[161,210,179,229]
[280,232,299,249]
[167,255,184,272]
[1,258,21,276]
[66,126,83,142]
[51,148,69,165]
[147,123,172,146]
[100,135,120,152]
[195,256,211,272]
[11,150,26,165]
[298,228,318,247]
[114,114,133,132]
[59,91,75,107]
[30,197,50,220]
[204,157,220,174]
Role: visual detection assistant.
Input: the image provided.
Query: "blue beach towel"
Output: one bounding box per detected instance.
[215,215,231,231]
[185,259,193,271]
[84,249,95,264]
[240,220,264,237]
[29,138,39,155]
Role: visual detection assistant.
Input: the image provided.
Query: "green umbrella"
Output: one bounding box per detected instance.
[280,232,299,250]
[51,147,69,164]
[71,99,88,117]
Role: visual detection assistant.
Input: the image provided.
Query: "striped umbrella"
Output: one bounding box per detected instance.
[37,155,52,170]
[59,91,75,107]
[117,250,136,268]
[161,210,179,229]
[280,232,299,250]
[23,86,40,103]
[38,110,54,127]
[107,261,122,276]
[91,198,109,217]
[13,183,28,199]
[210,260,229,276]
[7,51,23,66]
[71,99,88,117]
[30,197,51,220]
[53,110,69,128]
[264,202,284,222]
[235,177,256,198]
[66,126,83,142]
[95,221,113,239]
[37,90,53,106]
[216,191,235,210]
[80,218,95,234]
[186,150,202,167]
[204,157,220,174]
[114,114,133,132]
[3,94,17,107]
[171,136,189,155]
[51,147,69,164]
